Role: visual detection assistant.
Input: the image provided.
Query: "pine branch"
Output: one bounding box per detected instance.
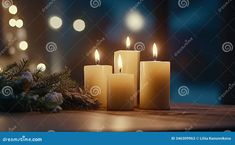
[1,63,17,75]
[0,59,100,112]
[31,68,72,91]
[15,59,29,76]
[2,59,29,79]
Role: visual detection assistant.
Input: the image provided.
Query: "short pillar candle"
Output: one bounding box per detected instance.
[108,54,135,111]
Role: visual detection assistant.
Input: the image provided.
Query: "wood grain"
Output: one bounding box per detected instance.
[0,104,235,131]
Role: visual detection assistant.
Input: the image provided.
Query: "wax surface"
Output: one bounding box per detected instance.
[108,74,135,111]
[84,65,112,108]
[140,61,170,110]
[114,50,140,106]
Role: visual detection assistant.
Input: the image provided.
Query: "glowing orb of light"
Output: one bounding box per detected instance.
[49,16,63,30]
[8,5,17,14]
[73,19,86,32]
[125,11,144,32]
[37,63,46,72]
[19,41,28,51]
[9,18,16,27]
[16,19,23,28]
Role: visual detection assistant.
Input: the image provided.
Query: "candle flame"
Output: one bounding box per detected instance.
[95,49,100,64]
[126,36,131,49]
[118,54,123,73]
[152,43,158,60]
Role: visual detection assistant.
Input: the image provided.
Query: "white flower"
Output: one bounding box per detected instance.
[45,92,63,105]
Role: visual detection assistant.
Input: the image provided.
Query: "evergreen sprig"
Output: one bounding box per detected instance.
[1,59,29,79]
[0,59,99,112]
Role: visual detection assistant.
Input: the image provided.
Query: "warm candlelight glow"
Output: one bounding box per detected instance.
[95,49,100,64]
[126,36,131,49]
[118,54,123,73]
[152,43,158,60]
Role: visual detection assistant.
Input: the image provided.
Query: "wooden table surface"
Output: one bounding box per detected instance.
[0,104,235,132]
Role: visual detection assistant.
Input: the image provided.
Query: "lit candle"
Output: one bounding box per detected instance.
[84,49,112,108]
[126,36,131,50]
[108,55,135,111]
[114,36,140,106]
[140,43,170,110]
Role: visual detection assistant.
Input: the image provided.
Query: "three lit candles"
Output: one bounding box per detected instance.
[84,37,170,110]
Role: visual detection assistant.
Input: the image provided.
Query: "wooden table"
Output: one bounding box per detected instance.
[0,104,235,131]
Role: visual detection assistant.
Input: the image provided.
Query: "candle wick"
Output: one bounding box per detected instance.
[119,68,122,73]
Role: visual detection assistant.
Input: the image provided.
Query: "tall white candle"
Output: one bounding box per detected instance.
[84,49,112,108]
[140,43,170,110]
[114,36,140,106]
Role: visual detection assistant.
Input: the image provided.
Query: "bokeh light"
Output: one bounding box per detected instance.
[37,63,46,72]
[19,41,28,51]
[49,16,63,30]
[125,11,144,32]
[9,18,16,27]
[16,19,23,28]
[73,19,85,32]
[8,5,17,14]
